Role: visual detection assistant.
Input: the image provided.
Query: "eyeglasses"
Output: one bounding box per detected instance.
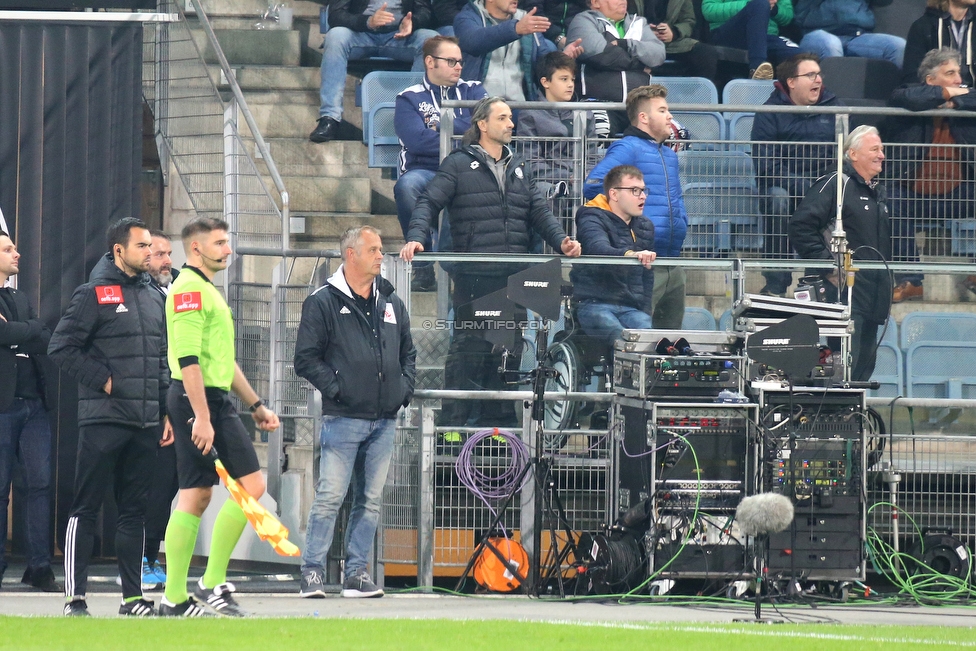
[431,56,464,68]
[792,71,823,81]
[612,186,648,197]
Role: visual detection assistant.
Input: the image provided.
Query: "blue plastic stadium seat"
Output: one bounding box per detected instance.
[719,308,733,332]
[722,79,774,117]
[360,71,424,144]
[656,77,719,105]
[671,111,726,142]
[906,342,976,399]
[679,150,761,254]
[367,103,401,169]
[899,312,976,350]
[681,306,717,330]
[870,342,903,398]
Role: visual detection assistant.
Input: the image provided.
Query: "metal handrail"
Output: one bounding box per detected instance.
[188,0,290,251]
[440,98,976,119]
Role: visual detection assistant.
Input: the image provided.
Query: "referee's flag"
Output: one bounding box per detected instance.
[212,451,301,557]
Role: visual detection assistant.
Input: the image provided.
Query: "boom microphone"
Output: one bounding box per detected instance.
[735,493,794,536]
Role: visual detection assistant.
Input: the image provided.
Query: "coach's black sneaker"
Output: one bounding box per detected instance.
[194,579,248,617]
[119,597,156,617]
[64,598,90,617]
[341,570,384,598]
[158,596,211,617]
[300,568,326,598]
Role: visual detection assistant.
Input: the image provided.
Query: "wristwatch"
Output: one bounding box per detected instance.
[249,399,265,413]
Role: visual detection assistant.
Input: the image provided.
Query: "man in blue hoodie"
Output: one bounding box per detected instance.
[751,53,840,296]
[394,35,487,290]
[585,84,688,329]
[455,0,583,101]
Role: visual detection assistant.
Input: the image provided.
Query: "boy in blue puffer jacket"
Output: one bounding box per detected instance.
[585,84,688,329]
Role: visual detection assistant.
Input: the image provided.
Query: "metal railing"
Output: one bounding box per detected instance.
[145,0,296,504]
[145,0,289,250]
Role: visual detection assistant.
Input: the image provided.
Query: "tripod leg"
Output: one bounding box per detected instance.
[453,459,534,593]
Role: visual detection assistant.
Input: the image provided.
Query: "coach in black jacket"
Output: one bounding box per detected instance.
[0,229,59,592]
[293,226,415,598]
[48,218,168,617]
[789,126,892,383]
[401,96,580,427]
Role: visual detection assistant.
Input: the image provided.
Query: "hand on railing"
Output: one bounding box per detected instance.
[400,241,425,262]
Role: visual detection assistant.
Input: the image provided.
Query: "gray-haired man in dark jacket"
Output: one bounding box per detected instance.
[49,217,169,617]
[295,226,415,600]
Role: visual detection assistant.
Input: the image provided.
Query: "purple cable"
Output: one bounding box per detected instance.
[454,428,532,532]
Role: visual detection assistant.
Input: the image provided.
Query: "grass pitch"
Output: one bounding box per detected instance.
[2,618,975,651]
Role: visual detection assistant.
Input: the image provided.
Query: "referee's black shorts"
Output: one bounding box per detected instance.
[167,380,261,489]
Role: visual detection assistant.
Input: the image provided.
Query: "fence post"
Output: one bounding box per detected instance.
[267,262,285,508]
[418,404,435,590]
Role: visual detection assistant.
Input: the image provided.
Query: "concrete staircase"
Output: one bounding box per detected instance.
[188,0,403,255]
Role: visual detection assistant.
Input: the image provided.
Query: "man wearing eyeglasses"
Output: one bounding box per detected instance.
[584,84,689,330]
[571,164,656,346]
[751,52,840,297]
[394,35,488,291]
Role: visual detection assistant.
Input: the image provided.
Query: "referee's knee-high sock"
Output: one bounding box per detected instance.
[202,499,248,589]
[163,510,200,605]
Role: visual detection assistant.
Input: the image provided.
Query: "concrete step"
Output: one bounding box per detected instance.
[191,0,323,20]
[252,138,368,178]
[190,28,301,66]
[211,64,319,92]
[280,177,372,213]
[290,212,400,240]
[241,80,362,138]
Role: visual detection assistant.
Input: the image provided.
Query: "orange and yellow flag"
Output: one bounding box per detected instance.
[214,458,301,557]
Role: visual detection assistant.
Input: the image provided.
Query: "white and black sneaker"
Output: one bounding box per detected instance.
[158,596,211,617]
[118,597,156,616]
[341,570,384,598]
[63,598,90,617]
[193,579,248,617]
[300,568,326,598]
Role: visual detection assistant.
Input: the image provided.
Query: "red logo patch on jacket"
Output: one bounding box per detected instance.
[173,291,203,313]
[95,285,124,304]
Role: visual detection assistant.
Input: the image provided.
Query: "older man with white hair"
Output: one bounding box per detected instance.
[789,125,892,382]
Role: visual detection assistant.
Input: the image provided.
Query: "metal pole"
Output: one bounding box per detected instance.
[266,263,284,507]
[222,98,239,298]
[418,404,435,590]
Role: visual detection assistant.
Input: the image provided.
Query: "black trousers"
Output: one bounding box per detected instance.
[143,436,178,561]
[63,423,156,600]
[440,273,524,428]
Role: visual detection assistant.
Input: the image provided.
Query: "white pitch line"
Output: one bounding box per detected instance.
[520,620,976,647]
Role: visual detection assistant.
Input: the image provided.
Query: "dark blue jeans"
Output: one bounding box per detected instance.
[0,398,52,575]
[576,301,654,348]
[708,0,799,69]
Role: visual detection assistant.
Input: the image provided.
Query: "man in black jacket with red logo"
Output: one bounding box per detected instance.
[48,217,169,617]
[294,226,415,600]
[0,229,59,593]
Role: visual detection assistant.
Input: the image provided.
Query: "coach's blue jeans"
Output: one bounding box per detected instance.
[302,416,396,579]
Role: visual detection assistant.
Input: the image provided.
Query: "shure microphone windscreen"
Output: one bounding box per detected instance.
[735,493,794,535]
